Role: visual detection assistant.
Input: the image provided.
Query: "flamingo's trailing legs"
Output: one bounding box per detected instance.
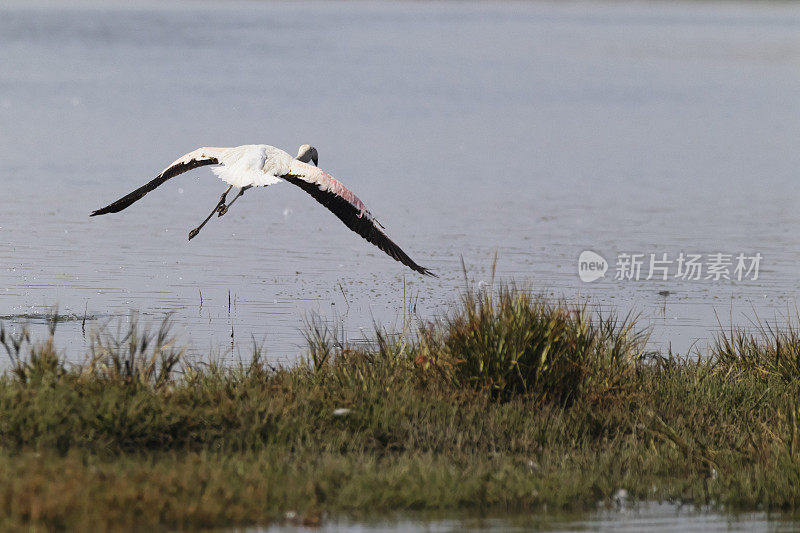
[189,184,233,241]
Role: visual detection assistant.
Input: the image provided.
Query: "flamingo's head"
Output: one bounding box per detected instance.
[296,144,318,166]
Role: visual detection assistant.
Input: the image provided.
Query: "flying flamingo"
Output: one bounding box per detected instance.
[90,144,434,276]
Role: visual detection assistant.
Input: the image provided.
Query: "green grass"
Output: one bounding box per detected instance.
[0,286,799,529]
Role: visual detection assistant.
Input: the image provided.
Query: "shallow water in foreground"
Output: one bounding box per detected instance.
[1,0,799,365]
[261,504,800,532]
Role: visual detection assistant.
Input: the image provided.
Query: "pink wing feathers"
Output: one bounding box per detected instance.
[283,160,434,276]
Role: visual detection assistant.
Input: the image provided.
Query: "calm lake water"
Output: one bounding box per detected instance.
[1,0,799,366]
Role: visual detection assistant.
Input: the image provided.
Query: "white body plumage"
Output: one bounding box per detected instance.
[211,145,288,188]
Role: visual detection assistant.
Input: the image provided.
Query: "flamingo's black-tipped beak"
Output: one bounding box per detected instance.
[312,153,318,166]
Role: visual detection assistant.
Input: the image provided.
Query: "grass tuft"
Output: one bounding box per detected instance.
[84,314,183,389]
[712,316,800,383]
[420,285,647,403]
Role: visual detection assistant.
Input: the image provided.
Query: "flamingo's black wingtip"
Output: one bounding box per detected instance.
[91,205,114,217]
[418,267,438,278]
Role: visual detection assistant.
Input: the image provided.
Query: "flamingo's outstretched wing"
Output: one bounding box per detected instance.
[283,160,435,277]
[91,147,224,216]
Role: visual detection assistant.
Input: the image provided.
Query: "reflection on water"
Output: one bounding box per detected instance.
[260,503,800,532]
[1,1,800,366]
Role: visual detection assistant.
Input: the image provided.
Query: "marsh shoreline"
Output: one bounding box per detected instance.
[1,287,799,529]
